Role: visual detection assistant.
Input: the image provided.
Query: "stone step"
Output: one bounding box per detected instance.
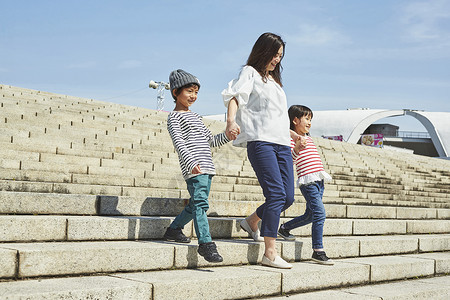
[6,127,152,147]
[0,240,176,278]
[0,148,450,195]
[0,140,58,154]
[1,93,148,118]
[2,139,240,170]
[1,212,449,243]
[0,178,448,208]
[0,275,151,299]
[0,191,98,215]
[0,253,447,299]
[97,195,450,218]
[0,151,447,201]
[1,191,449,218]
[21,160,89,174]
[335,176,450,192]
[262,275,450,299]
[1,157,442,194]
[0,118,140,139]
[1,106,165,132]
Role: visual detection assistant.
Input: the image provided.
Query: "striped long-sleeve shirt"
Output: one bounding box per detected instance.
[291,136,332,186]
[167,111,230,180]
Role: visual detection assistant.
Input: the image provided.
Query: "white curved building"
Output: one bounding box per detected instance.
[310,109,450,159]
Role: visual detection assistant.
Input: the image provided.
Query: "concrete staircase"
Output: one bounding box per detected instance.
[0,84,449,299]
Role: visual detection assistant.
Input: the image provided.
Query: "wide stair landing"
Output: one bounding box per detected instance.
[0,84,449,299]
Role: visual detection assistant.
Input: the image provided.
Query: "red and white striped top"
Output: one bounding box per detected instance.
[291,136,331,186]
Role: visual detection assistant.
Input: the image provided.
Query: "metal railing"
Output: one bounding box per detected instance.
[387,131,431,139]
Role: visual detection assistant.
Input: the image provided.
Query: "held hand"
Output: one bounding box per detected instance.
[294,135,308,153]
[290,130,300,142]
[226,128,240,141]
[301,135,308,147]
[192,165,202,174]
[226,121,240,141]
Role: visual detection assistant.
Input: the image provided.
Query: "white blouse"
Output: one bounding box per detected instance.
[222,65,291,148]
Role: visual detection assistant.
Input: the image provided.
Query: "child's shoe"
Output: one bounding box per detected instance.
[198,242,223,263]
[311,251,334,265]
[278,225,296,241]
[163,227,191,243]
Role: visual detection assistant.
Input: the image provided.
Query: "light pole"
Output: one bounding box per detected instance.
[149,80,170,111]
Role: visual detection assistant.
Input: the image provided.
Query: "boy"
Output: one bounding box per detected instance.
[163,69,236,263]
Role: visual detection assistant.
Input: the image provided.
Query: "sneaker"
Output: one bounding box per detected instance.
[198,242,223,263]
[163,227,191,243]
[278,226,296,241]
[311,251,334,265]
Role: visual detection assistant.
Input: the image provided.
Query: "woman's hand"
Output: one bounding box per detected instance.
[192,165,202,174]
[294,135,308,154]
[225,97,240,141]
[290,129,299,141]
[226,121,240,140]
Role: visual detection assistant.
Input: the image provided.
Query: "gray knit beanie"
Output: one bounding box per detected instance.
[169,69,201,95]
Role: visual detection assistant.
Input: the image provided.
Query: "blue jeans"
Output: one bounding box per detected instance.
[170,174,213,244]
[247,141,295,238]
[283,180,326,249]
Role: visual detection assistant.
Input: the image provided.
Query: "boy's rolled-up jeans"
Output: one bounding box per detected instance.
[170,174,213,244]
[284,180,326,249]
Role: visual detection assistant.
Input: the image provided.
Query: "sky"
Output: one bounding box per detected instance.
[1,0,449,132]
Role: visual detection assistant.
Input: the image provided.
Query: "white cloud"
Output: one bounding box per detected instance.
[286,23,351,46]
[117,60,142,69]
[401,0,450,42]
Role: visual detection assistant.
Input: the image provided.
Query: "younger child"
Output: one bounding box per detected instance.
[278,105,334,265]
[163,69,236,263]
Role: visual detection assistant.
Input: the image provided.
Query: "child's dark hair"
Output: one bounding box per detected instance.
[171,83,200,102]
[288,105,313,131]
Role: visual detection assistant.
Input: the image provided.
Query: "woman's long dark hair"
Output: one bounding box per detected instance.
[246,32,285,86]
[288,105,313,131]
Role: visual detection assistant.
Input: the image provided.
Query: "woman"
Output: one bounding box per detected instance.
[223,32,298,269]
